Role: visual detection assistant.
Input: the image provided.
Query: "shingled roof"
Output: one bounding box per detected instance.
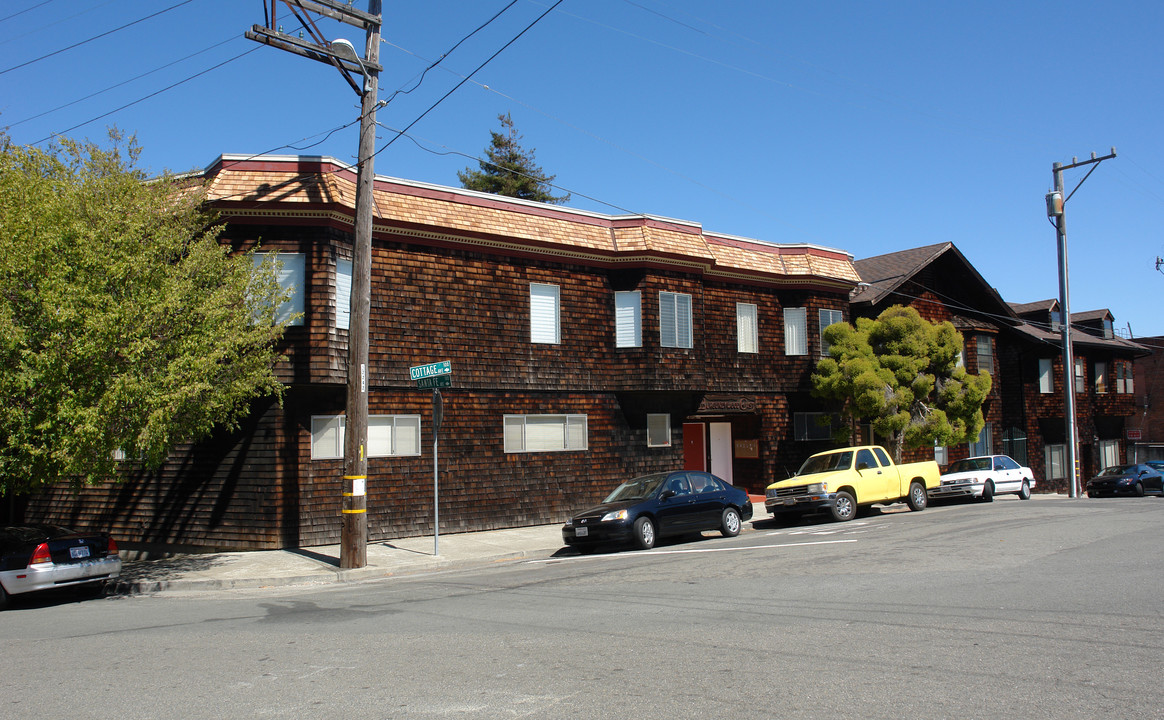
[198,154,862,291]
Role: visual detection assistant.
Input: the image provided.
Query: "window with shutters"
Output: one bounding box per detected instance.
[614,291,641,348]
[736,302,758,354]
[659,291,692,348]
[529,283,560,344]
[784,307,807,356]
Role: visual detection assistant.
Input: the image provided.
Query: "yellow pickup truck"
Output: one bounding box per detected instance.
[765,445,940,522]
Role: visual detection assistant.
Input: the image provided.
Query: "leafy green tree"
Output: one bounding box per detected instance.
[0,131,290,495]
[811,305,992,462]
[458,112,569,204]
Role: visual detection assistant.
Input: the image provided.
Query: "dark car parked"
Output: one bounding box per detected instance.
[562,471,753,552]
[0,524,121,607]
[1085,464,1164,498]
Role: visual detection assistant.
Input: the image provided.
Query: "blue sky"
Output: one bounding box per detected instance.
[4,1,1163,337]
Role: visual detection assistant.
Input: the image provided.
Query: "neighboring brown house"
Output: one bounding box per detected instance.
[1108,334,1163,463]
[849,242,1145,492]
[16,154,860,551]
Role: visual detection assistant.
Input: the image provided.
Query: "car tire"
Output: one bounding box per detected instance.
[1135,482,1145,497]
[981,481,994,503]
[906,481,928,511]
[1087,490,1096,498]
[633,516,656,550]
[830,491,856,522]
[720,507,741,538]
[1018,480,1031,500]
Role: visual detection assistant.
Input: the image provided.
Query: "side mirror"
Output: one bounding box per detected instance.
[660,489,676,500]
[856,462,870,471]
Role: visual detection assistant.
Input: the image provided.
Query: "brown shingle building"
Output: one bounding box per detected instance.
[18,154,861,551]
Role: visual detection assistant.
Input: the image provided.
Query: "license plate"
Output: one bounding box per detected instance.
[575,527,588,537]
[784,498,795,506]
[70,546,90,559]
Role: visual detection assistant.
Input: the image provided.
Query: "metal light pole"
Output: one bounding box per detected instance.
[1046,149,1116,498]
[247,1,382,567]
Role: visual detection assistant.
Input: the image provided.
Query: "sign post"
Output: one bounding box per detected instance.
[410,361,452,556]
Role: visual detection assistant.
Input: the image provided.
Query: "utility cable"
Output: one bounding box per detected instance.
[0,0,197,75]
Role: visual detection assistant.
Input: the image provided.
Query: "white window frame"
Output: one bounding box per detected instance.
[1099,439,1119,470]
[976,336,994,376]
[614,291,642,348]
[529,283,560,344]
[1116,361,1133,394]
[819,308,844,357]
[784,307,807,356]
[1045,443,1066,481]
[312,414,422,459]
[647,414,672,447]
[1095,361,1108,394]
[1074,358,1086,393]
[336,257,352,330]
[503,414,587,453]
[1038,358,1054,393]
[659,291,693,349]
[736,302,758,354]
[253,251,305,326]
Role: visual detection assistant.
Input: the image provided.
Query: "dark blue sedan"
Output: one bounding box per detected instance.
[1085,464,1164,498]
[562,471,753,552]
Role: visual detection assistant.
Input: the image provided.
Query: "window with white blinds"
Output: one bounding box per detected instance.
[311,415,422,459]
[784,307,807,356]
[336,257,352,330]
[660,291,692,348]
[503,414,587,453]
[737,302,758,353]
[615,291,641,348]
[529,283,560,344]
[253,251,305,326]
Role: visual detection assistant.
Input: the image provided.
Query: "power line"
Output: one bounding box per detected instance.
[0,1,53,25]
[0,0,197,76]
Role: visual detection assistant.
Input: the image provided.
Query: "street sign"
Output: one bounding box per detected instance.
[409,360,451,381]
[416,375,451,389]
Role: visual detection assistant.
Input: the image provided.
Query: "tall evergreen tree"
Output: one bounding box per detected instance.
[457,112,569,204]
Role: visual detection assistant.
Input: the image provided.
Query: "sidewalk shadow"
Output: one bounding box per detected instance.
[287,547,340,567]
[117,553,228,583]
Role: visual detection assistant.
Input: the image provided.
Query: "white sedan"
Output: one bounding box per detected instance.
[931,455,1035,502]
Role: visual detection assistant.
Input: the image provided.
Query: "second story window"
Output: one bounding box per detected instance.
[1116,361,1134,394]
[1038,358,1054,393]
[1095,361,1108,394]
[736,303,758,354]
[659,291,693,348]
[819,308,844,357]
[253,251,304,326]
[336,257,352,330]
[784,307,807,356]
[1074,358,1086,393]
[976,336,993,375]
[529,283,560,344]
[614,291,641,348]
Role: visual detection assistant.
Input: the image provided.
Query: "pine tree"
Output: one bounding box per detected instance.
[457,112,569,204]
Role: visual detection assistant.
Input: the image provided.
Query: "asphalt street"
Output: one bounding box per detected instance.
[2,495,1162,720]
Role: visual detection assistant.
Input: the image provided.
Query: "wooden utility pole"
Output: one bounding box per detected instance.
[247,0,382,567]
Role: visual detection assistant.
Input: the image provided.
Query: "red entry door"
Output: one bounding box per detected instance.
[683,423,706,471]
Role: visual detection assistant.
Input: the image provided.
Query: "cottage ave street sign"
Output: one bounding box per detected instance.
[409,360,451,381]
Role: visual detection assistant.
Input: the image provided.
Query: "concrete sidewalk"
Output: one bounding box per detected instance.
[112,523,569,596]
[113,495,769,596]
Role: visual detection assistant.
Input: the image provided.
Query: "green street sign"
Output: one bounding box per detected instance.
[416,375,451,389]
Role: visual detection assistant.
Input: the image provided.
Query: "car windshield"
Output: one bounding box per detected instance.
[948,458,992,473]
[798,451,853,476]
[1100,464,1137,476]
[603,473,669,503]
